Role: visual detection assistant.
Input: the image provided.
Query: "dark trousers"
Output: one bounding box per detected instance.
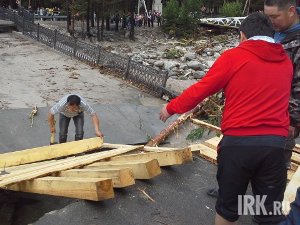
[59,113,84,143]
[216,143,286,225]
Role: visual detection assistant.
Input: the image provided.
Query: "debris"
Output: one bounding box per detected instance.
[138,188,155,202]
[29,105,38,128]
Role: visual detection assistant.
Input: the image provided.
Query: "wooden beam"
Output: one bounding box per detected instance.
[0,145,143,187]
[101,143,132,149]
[0,137,104,168]
[292,152,300,165]
[190,119,221,132]
[6,177,114,201]
[189,143,217,164]
[287,170,295,182]
[58,168,135,188]
[109,148,193,166]
[143,147,188,152]
[293,144,300,154]
[284,167,300,214]
[85,159,161,179]
[202,136,221,150]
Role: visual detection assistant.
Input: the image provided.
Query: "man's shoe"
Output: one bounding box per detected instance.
[207,187,219,198]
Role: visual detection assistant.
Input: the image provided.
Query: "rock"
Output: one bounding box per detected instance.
[184,52,197,61]
[213,45,223,52]
[180,64,189,70]
[154,61,164,68]
[204,47,213,53]
[168,70,178,77]
[164,61,180,71]
[178,75,188,80]
[187,61,205,71]
[214,52,221,58]
[193,71,206,79]
[206,60,215,68]
[180,56,186,62]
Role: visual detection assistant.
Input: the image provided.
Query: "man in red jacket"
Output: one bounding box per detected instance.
[160,13,293,225]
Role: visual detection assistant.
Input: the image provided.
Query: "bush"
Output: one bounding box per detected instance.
[162,0,201,38]
[220,1,243,17]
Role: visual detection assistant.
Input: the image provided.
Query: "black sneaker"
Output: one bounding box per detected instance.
[207,187,219,198]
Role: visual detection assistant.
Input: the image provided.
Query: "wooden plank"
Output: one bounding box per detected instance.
[58,168,135,188]
[287,170,295,182]
[85,159,161,179]
[190,119,221,132]
[109,148,193,166]
[6,177,114,201]
[189,143,217,164]
[283,167,300,214]
[143,146,188,152]
[101,143,132,149]
[203,137,221,150]
[0,137,104,168]
[291,152,300,165]
[0,145,143,187]
[291,162,298,171]
[293,144,300,154]
[5,160,57,173]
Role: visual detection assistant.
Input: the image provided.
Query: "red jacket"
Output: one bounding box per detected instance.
[167,40,293,136]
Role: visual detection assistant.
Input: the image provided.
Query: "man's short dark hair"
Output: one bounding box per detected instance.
[264,0,296,10]
[67,95,81,106]
[239,12,274,39]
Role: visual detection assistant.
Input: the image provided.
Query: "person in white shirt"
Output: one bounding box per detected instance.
[48,94,103,143]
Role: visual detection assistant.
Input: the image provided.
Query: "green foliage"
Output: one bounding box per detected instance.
[162,0,201,38]
[71,0,87,17]
[186,93,224,142]
[164,47,185,59]
[186,128,205,141]
[220,1,243,17]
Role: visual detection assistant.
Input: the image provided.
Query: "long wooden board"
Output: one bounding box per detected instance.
[189,143,217,164]
[58,168,135,188]
[190,119,221,132]
[109,148,192,166]
[0,145,143,187]
[85,159,161,179]
[0,137,104,168]
[7,177,114,201]
[283,167,300,214]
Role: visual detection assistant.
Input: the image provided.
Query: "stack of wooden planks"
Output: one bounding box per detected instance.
[189,135,300,214]
[0,138,193,201]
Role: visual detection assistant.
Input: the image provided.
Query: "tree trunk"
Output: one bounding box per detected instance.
[146,105,204,147]
[96,4,100,42]
[129,0,136,40]
[66,0,71,34]
[86,0,90,36]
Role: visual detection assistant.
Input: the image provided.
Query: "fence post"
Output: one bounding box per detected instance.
[160,70,169,97]
[53,29,57,49]
[73,38,77,58]
[22,15,24,34]
[37,23,40,41]
[124,56,131,79]
[96,46,101,64]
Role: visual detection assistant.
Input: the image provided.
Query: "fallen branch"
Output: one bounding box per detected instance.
[190,118,221,132]
[138,188,155,202]
[146,104,204,147]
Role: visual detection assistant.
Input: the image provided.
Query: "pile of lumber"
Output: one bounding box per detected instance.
[188,135,300,214]
[0,138,193,201]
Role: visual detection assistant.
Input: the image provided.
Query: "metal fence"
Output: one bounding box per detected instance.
[0,7,169,97]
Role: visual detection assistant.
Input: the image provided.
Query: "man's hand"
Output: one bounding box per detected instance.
[95,130,103,138]
[50,127,56,133]
[159,105,171,122]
